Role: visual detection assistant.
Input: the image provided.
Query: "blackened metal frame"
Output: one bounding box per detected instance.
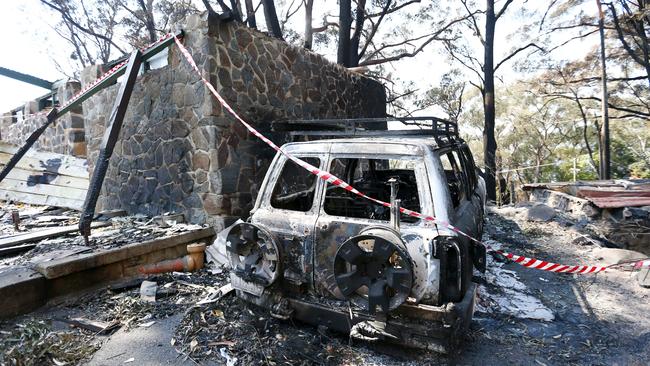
[0,31,183,185]
[78,50,143,241]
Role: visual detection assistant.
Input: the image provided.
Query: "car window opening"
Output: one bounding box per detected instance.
[324,158,421,223]
[439,151,467,208]
[271,157,321,212]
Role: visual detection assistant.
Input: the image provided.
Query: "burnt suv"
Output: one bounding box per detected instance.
[221,118,486,353]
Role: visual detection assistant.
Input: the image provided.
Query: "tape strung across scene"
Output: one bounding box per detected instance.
[173,35,648,274]
[12,34,176,121]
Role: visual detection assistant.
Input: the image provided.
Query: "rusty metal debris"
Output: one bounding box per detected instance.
[139,242,207,274]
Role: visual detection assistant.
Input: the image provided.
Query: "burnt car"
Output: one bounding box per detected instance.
[222,118,486,353]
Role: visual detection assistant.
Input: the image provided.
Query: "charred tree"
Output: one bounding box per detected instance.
[262,0,283,39]
[597,0,611,179]
[337,0,352,66]
[244,0,257,28]
[303,0,314,49]
[137,0,157,43]
[348,0,366,66]
[483,0,498,201]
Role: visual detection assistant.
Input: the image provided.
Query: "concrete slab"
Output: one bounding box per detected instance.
[85,315,196,366]
[35,227,215,279]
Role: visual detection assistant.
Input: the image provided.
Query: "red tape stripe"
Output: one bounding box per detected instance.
[173,35,648,275]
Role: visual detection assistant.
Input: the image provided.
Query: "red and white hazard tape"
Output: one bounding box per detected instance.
[12,34,180,123]
[61,33,176,112]
[173,36,649,274]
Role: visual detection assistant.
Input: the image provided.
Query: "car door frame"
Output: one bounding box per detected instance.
[311,151,433,299]
[250,150,327,289]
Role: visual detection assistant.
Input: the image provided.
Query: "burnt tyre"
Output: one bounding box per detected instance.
[226,222,282,287]
[333,227,414,314]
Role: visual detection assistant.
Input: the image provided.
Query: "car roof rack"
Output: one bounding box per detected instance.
[272,116,459,144]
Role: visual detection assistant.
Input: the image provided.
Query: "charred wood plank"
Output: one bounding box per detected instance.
[0,222,110,250]
[0,108,58,184]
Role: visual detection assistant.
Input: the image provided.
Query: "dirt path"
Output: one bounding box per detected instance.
[457,206,650,366]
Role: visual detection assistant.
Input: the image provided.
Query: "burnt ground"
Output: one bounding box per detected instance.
[1,205,649,365]
[0,203,204,270]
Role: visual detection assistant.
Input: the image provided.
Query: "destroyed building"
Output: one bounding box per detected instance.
[523,180,650,256]
[1,13,386,229]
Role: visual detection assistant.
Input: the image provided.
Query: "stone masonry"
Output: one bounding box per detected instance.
[81,13,386,229]
[0,81,86,157]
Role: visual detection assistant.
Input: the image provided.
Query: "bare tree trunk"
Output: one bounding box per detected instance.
[244,0,257,28]
[483,0,498,201]
[575,97,599,173]
[597,0,611,179]
[534,153,542,183]
[337,0,352,66]
[137,0,157,43]
[229,0,243,21]
[303,0,314,49]
[262,0,283,39]
[348,0,366,66]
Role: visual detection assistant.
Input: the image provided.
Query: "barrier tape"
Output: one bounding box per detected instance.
[8,33,178,123]
[60,33,176,112]
[173,36,649,274]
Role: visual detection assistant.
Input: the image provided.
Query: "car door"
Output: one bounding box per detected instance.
[313,154,427,299]
[438,149,474,237]
[459,145,484,235]
[251,153,324,289]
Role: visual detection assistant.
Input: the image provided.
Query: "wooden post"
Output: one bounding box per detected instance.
[79,50,143,241]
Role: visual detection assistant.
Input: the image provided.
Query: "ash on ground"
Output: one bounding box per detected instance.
[2,203,649,365]
[0,202,204,269]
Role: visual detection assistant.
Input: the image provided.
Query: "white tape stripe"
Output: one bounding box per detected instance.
[540,263,555,270]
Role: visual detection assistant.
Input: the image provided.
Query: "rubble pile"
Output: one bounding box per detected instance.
[0,203,203,270]
[523,180,650,255]
[0,200,648,364]
[174,288,366,365]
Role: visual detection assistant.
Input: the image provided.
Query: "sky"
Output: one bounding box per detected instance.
[0,1,599,114]
[0,2,70,112]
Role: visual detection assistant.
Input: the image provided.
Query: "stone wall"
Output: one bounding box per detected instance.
[0,82,86,157]
[83,13,386,228]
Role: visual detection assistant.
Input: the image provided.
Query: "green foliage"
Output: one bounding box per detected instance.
[415,69,465,122]
[629,161,650,178]
[458,78,649,184]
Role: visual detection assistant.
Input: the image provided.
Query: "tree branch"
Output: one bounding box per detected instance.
[359,12,473,66]
[366,0,420,17]
[494,43,545,71]
[40,0,127,55]
[495,0,514,20]
[460,0,484,45]
[358,0,390,59]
